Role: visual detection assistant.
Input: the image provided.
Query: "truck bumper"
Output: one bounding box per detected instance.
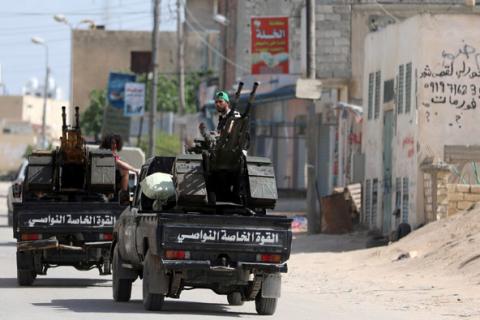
[162,260,287,273]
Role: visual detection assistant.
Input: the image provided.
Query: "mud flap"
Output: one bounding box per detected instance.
[145,253,170,294]
[261,273,281,298]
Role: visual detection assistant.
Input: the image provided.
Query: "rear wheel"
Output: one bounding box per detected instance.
[142,250,165,311]
[227,292,244,306]
[255,291,277,315]
[112,246,132,302]
[16,251,36,286]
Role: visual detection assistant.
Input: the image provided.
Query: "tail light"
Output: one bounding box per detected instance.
[21,233,42,241]
[165,250,190,260]
[99,233,113,241]
[12,183,22,198]
[256,254,282,263]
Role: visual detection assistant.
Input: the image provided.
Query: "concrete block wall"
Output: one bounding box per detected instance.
[316,2,352,79]
[446,184,480,216]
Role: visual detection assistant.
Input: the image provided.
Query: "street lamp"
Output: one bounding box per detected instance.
[31,36,49,149]
[53,14,96,115]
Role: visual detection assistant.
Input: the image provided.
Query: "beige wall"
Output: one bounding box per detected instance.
[0,95,69,144]
[363,14,480,231]
[351,4,477,102]
[22,96,69,140]
[0,96,23,120]
[0,133,35,173]
[72,29,219,114]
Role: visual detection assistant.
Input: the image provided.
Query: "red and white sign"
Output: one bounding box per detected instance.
[251,16,289,74]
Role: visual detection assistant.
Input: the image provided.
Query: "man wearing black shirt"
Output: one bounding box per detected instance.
[215,90,236,132]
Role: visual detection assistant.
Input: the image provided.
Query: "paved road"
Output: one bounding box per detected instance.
[0,183,431,320]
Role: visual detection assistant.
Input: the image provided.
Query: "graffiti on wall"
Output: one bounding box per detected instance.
[402,135,415,158]
[420,43,480,128]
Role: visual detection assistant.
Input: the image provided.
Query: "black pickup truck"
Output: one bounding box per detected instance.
[112,156,293,315]
[13,106,128,286]
[14,201,124,285]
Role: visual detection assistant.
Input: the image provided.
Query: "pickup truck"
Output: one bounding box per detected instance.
[14,201,125,285]
[13,106,135,286]
[112,156,293,315]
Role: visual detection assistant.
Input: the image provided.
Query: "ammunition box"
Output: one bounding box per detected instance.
[89,149,116,193]
[174,154,207,206]
[26,153,54,192]
[246,157,277,209]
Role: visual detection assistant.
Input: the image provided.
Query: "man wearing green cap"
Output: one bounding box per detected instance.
[215,90,239,133]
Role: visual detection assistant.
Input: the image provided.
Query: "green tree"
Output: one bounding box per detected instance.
[81,89,106,142]
[139,130,181,156]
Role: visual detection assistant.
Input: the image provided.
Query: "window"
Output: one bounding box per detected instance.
[395,177,402,209]
[372,178,379,227]
[374,71,381,119]
[384,79,394,103]
[365,179,371,225]
[368,73,374,120]
[402,177,409,223]
[405,63,412,113]
[397,64,404,114]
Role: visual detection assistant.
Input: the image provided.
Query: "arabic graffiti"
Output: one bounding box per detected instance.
[174,228,281,246]
[420,42,480,128]
[24,214,116,227]
[402,135,415,158]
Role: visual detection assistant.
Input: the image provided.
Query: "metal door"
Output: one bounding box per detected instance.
[382,110,393,233]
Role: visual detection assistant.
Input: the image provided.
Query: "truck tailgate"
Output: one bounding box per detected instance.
[158,213,292,255]
[15,202,125,234]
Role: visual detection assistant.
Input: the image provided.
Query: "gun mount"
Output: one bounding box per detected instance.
[177,82,277,214]
[25,106,116,199]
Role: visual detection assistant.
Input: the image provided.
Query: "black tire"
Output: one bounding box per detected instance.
[143,250,165,311]
[255,291,277,315]
[396,223,411,240]
[112,246,132,302]
[16,251,36,286]
[227,292,244,306]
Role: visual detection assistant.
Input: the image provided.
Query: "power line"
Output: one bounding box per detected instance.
[182,3,250,73]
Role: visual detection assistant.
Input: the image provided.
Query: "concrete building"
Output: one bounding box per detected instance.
[362,14,480,234]
[0,95,69,141]
[72,29,220,113]
[0,95,69,172]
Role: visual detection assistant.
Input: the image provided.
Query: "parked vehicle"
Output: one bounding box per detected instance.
[7,159,28,227]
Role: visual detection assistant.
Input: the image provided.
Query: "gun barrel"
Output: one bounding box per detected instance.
[231,81,244,112]
[74,106,80,130]
[61,106,67,132]
[242,82,260,117]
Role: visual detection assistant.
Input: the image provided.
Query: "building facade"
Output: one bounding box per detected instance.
[363,14,480,234]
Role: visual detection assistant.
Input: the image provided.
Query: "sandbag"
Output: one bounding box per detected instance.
[140,172,175,201]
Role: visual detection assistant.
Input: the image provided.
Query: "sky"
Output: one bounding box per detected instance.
[0,0,177,100]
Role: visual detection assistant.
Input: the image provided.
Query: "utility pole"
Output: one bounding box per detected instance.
[148,0,160,158]
[306,0,318,234]
[177,0,185,115]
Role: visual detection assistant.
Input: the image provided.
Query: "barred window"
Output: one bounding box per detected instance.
[402,177,409,223]
[397,64,404,114]
[368,73,374,120]
[372,178,379,227]
[365,179,372,225]
[374,71,381,119]
[405,62,412,113]
[395,177,402,209]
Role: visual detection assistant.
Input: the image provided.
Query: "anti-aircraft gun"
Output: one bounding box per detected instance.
[12,106,125,286]
[177,82,277,214]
